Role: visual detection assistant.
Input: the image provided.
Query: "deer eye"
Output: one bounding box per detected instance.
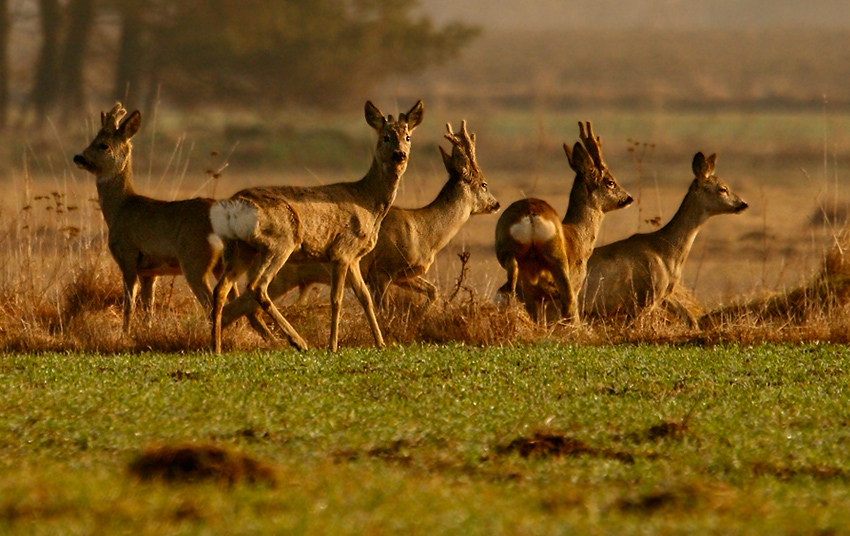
[99,143,111,152]
[605,179,615,189]
[405,135,410,142]
[719,186,729,194]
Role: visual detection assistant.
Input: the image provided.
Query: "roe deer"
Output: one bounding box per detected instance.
[222,120,499,326]
[73,103,223,333]
[494,121,632,323]
[210,100,424,353]
[581,151,748,326]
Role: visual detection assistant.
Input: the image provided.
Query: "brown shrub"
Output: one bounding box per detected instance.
[129,443,278,486]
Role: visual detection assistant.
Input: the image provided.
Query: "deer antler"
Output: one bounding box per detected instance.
[578,121,604,169]
[102,102,128,132]
[444,120,476,157]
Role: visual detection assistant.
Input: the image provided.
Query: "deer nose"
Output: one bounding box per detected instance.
[736,201,749,213]
[73,155,88,168]
[620,196,634,208]
[392,150,407,163]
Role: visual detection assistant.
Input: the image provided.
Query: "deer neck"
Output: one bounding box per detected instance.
[654,190,711,272]
[359,157,406,219]
[417,180,473,251]
[561,183,605,261]
[95,158,137,227]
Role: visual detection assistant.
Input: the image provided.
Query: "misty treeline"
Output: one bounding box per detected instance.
[0,0,479,129]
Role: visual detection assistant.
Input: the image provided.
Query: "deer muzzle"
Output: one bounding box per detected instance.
[734,201,749,213]
[73,154,91,171]
[392,150,408,164]
[619,196,634,208]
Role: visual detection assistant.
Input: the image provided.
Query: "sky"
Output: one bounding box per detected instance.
[418,0,850,31]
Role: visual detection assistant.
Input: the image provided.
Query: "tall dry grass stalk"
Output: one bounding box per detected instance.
[4,171,850,353]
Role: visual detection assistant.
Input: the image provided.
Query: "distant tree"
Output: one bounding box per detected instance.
[30,0,61,119]
[111,1,148,111]
[146,0,479,108]
[57,0,95,117]
[28,0,96,122]
[0,0,8,128]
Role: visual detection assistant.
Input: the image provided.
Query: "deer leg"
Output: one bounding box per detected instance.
[366,268,393,310]
[348,261,385,348]
[394,276,438,304]
[550,264,578,324]
[505,256,519,296]
[328,262,350,352]
[211,266,241,354]
[119,269,139,334]
[245,248,307,351]
[139,275,156,327]
[181,260,215,313]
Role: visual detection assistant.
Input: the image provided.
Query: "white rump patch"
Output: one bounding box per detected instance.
[210,199,258,241]
[509,215,557,245]
[207,233,224,252]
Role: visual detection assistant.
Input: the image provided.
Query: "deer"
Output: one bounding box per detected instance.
[581,151,748,326]
[494,121,633,324]
[209,100,424,353]
[218,120,499,331]
[73,103,223,333]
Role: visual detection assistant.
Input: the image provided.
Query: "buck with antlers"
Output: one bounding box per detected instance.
[219,120,499,330]
[581,151,748,325]
[495,121,633,323]
[73,103,222,333]
[210,100,424,353]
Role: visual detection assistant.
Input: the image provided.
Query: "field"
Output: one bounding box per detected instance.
[3,25,850,532]
[3,343,850,534]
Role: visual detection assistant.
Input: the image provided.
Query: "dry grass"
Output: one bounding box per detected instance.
[2,181,850,352]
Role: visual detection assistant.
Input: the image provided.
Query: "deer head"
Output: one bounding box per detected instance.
[365,100,424,176]
[439,120,500,215]
[563,121,632,213]
[690,152,748,215]
[73,102,141,179]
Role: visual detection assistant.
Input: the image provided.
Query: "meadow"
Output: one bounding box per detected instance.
[1,104,850,532]
[3,343,850,534]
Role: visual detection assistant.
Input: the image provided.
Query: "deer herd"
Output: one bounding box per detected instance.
[74,101,748,353]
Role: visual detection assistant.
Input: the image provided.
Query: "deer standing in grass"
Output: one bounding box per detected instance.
[581,151,748,326]
[210,100,424,353]
[221,120,499,328]
[73,103,223,333]
[495,121,633,323]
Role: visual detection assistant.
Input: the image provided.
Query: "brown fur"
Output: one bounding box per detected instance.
[582,152,748,326]
[73,103,222,333]
[231,120,500,320]
[494,121,633,323]
[210,100,424,352]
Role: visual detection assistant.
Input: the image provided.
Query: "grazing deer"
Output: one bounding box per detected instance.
[495,121,633,323]
[73,103,223,333]
[210,100,424,353]
[581,151,748,326]
[221,120,499,329]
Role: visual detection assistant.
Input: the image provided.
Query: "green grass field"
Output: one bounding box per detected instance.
[3,342,850,534]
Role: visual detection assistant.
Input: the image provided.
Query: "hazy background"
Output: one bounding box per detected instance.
[2,0,850,309]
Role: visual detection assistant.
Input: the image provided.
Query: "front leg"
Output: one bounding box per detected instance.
[328,262,350,352]
[349,261,385,348]
[139,275,156,327]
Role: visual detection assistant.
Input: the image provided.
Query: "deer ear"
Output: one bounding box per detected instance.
[402,100,424,131]
[118,110,142,140]
[439,145,452,172]
[692,151,712,179]
[567,142,594,174]
[365,101,386,130]
[100,111,107,128]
